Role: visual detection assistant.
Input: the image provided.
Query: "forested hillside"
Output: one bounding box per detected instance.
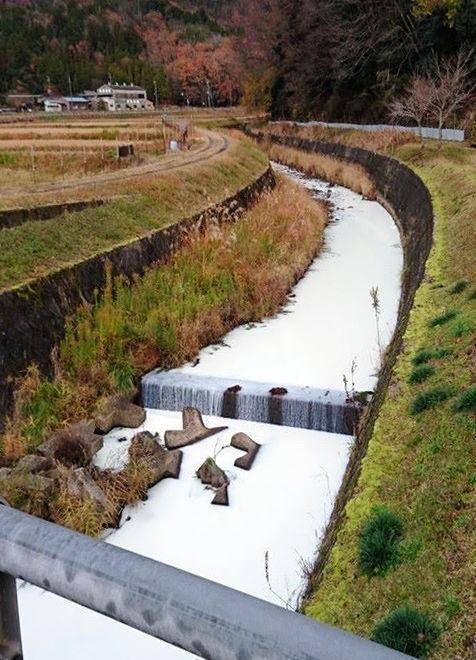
[271,0,476,120]
[0,0,474,120]
[0,0,274,105]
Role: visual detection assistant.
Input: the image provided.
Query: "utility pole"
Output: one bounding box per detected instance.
[154,79,159,111]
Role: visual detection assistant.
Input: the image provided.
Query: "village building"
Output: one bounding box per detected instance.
[96,83,150,111]
[43,96,90,112]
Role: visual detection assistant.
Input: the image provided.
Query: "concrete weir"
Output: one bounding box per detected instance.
[141,371,359,435]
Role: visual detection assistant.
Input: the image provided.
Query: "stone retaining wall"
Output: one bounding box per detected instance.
[0,199,105,230]
[0,166,275,423]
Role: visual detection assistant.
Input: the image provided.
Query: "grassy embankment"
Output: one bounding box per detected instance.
[0,176,328,533]
[0,137,267,291]
[263,121,416,153]
[265,142,376,198]
[295,142,475,659]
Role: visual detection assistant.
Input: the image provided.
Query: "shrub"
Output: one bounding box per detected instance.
[451,318,473,338]
[408,364,434,385]
[428,310,457,327]
[412,348,452,366]
[467,288,476,300]
[358,507,404,576]
[371,606,440,657]
[411,386,453,414]
[453,387,476,413]
[450,280,468,294]
[412,349,433,366]
[433,347,453,359]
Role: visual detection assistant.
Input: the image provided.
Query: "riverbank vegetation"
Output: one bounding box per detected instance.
[0,176,328,532]
[265,142,376,198]
[262,122,418,154]
[0,137,267,291]
[298,141,475,659]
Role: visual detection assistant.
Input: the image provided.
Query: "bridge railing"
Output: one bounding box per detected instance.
[0,504,411,660]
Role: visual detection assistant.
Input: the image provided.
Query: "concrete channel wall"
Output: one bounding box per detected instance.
[246,127,434,588]
[0,166,275,423]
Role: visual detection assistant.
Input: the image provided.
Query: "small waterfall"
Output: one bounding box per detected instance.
[142,371,360,435]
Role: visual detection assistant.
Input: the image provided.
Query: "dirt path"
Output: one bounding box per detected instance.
[0,130,228,201]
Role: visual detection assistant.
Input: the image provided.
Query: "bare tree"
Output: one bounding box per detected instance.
[429,50,474,141]
[388,74,435,137]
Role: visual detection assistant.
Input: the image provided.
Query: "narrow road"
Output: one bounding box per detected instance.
[0,129,228,200]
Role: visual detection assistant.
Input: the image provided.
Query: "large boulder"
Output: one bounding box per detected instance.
[0,467,11,482]
[64,468,107,508]
[230,432,261,470]
[95,395,146,433]
[37,420,103,466]
[165,408,227,449]
[0,470,54,517]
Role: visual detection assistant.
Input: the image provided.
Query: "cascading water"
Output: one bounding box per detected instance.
[18,162,404,660]
[141,163,403,437]
[142,372,359,435]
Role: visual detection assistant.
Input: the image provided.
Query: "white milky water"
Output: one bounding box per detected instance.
[176,163,403,393]
[17,164,403,659]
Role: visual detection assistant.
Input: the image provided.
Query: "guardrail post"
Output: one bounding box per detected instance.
[0,500,22,660]
[0,571,22,660]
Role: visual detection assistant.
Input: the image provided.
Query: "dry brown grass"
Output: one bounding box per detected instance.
[0,148,157,188]
[2,175,327,463]
[266,122,417,153]
[49,457,155,536]
[266,142,376,198]
[0,173,328,536]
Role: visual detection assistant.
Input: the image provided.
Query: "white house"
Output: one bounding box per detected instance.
[96,83,149,111]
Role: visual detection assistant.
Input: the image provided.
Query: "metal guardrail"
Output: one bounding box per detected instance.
[0,504,412,659]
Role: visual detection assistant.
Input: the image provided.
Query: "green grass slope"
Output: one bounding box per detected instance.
[0,138,267,292]
[305,143,476,659]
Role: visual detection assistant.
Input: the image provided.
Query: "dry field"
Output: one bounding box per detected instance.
[0,112,245,207]
[0,110,232,196]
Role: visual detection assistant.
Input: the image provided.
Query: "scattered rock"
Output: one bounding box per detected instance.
[129,431,162,459]
[0,467,12,481]
[15,454,54,474]
[269,387,288,396]
[212,485,229,506]
[95,395,146,433]
[129,431,182,483]
[64,468,107,508]
[196,457,229,490]
[38,420,103,466]
[164,408,227,449]
[0,470,54,516]
[231,433,261,470]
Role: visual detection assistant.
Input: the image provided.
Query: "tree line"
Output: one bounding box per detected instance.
[0,0,474,127]
[270,0,476,124]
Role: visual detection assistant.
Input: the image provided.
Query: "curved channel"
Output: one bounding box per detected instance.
[18,164,404,659]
